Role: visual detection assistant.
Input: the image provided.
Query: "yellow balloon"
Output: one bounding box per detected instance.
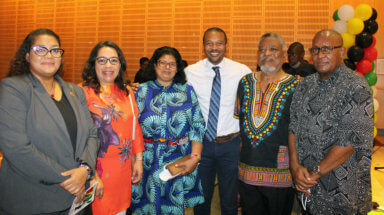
[374,127,377,138]
[347,18,364,35]
[344,52,348,59]
[341,32,355,49]
[355,4,372,21]
[374,98,379,112]
[374,113,377,124]
[371,86,377,98]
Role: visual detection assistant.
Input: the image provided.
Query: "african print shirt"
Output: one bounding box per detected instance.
[235,72,298,187]
[131,80,205,214]
[135,80,205,141]
[289,65,374,214]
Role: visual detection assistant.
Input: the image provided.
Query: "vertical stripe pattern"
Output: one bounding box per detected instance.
[206,66,221,141]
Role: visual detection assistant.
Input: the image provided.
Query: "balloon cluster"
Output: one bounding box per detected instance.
[333,4,379,138]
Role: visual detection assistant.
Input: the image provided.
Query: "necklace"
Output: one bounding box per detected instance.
[49,81,55,98]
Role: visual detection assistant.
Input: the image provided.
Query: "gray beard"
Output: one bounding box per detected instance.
[260,65,278,73]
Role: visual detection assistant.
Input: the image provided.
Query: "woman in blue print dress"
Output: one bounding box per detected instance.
[131,46,205,215]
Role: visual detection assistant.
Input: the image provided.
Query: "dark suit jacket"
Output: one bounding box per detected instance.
[0,74,99,214]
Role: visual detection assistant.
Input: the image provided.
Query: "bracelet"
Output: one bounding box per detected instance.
[191,153,201,160]
[136,156,143,161]
[79,163,92,180]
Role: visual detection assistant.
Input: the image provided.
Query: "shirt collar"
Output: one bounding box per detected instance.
[153,79,175,90]
[316,64,343,86]
[205,57,226,71]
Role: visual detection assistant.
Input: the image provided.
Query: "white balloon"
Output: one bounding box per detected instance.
[338,5,355,21]
[372,86,377,98]
[333,20,347,34]
[374,98,379,112]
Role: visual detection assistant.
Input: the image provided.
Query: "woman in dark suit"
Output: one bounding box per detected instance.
[0,28,99,214]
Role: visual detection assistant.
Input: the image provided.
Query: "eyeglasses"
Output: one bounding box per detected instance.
[96,57,120,65]
[157,60,177,69]
[309,45,342,55]
[31,46,64,58]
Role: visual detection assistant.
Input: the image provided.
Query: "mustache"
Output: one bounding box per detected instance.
[259,56,278,64]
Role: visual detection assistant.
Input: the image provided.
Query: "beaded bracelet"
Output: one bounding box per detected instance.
[191,153,201,160]
[136,156,143,161]
[79,163,92,180]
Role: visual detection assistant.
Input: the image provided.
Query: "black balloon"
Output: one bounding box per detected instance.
[356,32,373,48]
[369,8,377,20]
[347,46,364,62]
[344,59,356,71]
[364,20,378,34]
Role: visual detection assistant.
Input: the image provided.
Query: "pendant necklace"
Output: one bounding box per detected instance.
[50,81,55,98]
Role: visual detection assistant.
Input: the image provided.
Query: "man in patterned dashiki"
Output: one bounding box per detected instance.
[186,27,252,215]
[289,29,374,214]
[235,33,298,215]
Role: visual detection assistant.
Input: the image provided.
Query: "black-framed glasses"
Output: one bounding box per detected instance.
[309,45,342,55]
[96,57,120,65]
[31,46,64,58]
[157,60,177,69]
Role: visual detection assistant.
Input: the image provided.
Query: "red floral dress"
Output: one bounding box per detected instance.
[81,84,144,215]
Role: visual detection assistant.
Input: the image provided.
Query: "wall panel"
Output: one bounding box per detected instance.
[0,0,382,128]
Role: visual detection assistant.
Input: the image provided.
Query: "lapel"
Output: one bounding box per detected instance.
[56,76,85,158]
[28,74,74,156]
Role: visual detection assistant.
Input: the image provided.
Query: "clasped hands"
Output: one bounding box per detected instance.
[291,164,321,197]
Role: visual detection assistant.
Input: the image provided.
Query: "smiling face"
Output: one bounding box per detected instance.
[203,30,227,65]
[95,46,120,86]
[155,54,177,87]
[25,34,61,80]
[257,36,285,74]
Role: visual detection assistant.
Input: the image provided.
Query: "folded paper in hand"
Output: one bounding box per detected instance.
[68,182,97,215]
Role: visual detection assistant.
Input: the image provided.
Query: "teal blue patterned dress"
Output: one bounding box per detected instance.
[131,80,205,215]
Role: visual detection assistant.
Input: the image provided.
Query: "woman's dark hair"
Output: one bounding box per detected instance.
[142,46,186,84]
[8,28,63,77]
[82,41,128,95]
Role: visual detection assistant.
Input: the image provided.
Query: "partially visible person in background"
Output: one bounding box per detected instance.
[0,28,99,214]
[81,40,145,215]
[131,46,205,215]
[282,42,316,79]
[134,57,149,83]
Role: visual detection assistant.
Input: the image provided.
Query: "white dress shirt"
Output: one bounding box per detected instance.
[185,58,252,136]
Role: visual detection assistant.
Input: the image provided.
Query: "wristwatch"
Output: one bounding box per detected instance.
[313,165,322,176]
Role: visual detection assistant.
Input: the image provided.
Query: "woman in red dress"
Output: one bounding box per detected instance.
[81,41,145,215]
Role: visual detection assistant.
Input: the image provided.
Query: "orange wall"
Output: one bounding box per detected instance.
[0,0,383,128]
